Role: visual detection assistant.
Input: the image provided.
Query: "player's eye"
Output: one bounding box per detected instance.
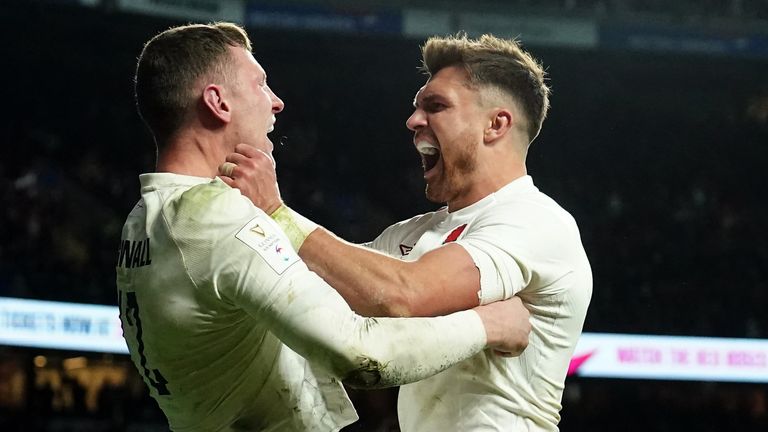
[425,102,446,113]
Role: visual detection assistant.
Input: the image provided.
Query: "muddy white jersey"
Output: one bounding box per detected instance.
[117,173,489,432]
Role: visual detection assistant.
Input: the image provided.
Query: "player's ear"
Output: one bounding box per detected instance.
[483,108,513,145]
[202,84,232,123]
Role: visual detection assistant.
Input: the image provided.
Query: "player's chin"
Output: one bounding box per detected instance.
[424,183,447,204]
[264,135,274,152]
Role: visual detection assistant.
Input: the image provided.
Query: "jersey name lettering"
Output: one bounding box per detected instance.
[117,238,152,268]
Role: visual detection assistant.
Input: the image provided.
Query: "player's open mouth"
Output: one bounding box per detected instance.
[416,141,440,173]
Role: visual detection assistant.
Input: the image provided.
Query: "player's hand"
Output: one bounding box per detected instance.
[474,296,531,357]
[218,143,283,215]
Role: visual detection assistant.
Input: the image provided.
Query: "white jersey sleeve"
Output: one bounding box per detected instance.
[456,198,586,305]
[173,182,487,388]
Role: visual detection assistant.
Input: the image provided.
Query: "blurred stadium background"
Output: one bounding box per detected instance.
[1,0,767,430]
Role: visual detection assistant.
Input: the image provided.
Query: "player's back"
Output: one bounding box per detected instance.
[116,173,354,431]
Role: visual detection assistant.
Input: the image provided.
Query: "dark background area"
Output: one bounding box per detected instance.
[0,1,767,430]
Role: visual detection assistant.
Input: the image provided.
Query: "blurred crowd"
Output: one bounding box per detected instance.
[1,1,767,431]
[286,0,768,20]
[557,0,768,19]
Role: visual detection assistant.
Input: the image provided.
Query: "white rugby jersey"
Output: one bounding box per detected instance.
[116,173,489,432]
[368,175,592,432]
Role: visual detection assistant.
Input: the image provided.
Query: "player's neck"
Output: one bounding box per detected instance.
[447,158,526,212]
[156,130,227,178]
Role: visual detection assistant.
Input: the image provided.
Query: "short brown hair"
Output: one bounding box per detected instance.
[134,22,252,145]
[421,33,550,143]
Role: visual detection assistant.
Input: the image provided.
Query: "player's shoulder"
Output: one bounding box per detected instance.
[148,177,264,243]
[395,207,446,228]
[384,207,446,234]
[175,178,259,221]
[367,208,445,252]
[487,184,579,232]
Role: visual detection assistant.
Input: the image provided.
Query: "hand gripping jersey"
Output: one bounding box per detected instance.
[116,173,490,432]
[368,176,593,432]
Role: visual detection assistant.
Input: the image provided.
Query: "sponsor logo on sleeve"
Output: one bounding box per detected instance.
[250,224,266,237]
[236,216,299,274]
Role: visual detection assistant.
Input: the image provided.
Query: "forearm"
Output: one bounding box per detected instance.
[340,310,486,388]
[301,228,416,316]
[270,205,481,317]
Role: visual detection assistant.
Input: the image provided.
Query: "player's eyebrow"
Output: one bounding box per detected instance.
[413,93,444,108]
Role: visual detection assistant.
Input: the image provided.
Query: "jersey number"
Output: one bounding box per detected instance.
[119,290,170,395]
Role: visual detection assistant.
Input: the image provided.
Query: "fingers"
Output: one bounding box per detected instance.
[234,142,274,157]
[232,143,276,167]
[234,143,260,157]
[218,175,236,187]
[225,152,252,165]
[225,149,273,167]
[486,295,531,357]
[219,151,275,178]
[219,162,237,177]
[255,148,277,168]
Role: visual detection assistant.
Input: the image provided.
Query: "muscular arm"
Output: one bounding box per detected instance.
[303,228,480,317]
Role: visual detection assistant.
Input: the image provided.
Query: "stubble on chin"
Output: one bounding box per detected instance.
[427,137,476,204]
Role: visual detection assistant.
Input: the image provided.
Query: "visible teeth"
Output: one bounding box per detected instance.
[416,141,439,155]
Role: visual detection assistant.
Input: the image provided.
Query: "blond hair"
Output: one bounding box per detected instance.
[421,33,550,143]
[134,22,251,145]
